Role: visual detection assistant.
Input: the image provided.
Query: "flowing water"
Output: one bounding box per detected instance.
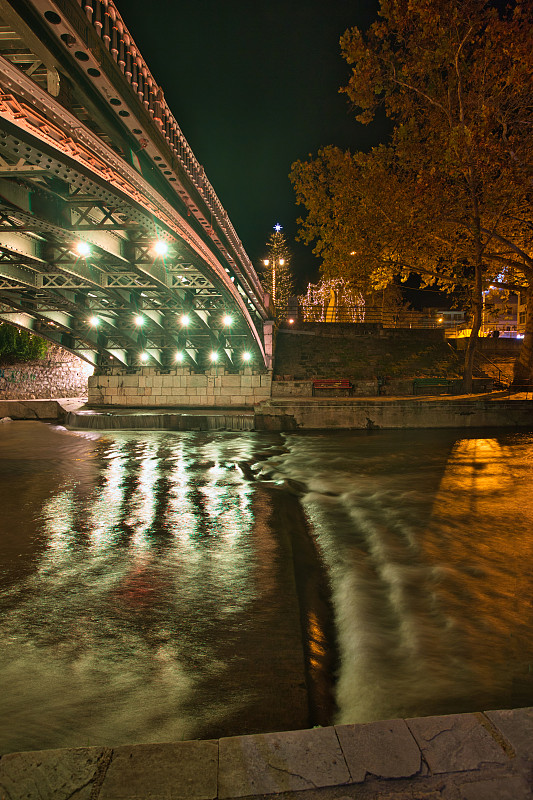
[1,421,533,754]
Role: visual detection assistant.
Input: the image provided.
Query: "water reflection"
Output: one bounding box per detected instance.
[269,430,533,724]
[0,426,308,753]
[2,424,533,754]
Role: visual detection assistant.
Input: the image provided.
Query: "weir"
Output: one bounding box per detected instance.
[66,410,255,431]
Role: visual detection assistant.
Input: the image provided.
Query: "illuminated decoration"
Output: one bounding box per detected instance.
[180,314,190,326]
[223,314,233,326]
[288,318,295,325]
[134,315,145,326]
[153,240,169,257]
[261,225,294,323]
[242,351,251,362]
[299,278,365,323]
[175,351,184,362]
[89,316,99,327]
[140,352,149,362]
[210,350,219,362]
[75,241,91,258]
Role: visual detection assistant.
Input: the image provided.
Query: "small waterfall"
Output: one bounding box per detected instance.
[65,411,255,431]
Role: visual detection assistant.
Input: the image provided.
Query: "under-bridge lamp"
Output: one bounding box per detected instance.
[180,314,190,326]
[175,351,184,362]
[140,352,149,363]
[242,351,251,362]
[89,316,99,327]
[75,241,91,258]
[134,315,145,326]
[154,240,169,257]
[223,314,233,326]
[210,351,219,363]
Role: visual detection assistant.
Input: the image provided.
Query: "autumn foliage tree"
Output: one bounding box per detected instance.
[291,0,533,390]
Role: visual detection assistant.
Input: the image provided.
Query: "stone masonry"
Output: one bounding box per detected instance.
[1,707,532,799]
[88,366,272,407]
[0,345,93,401]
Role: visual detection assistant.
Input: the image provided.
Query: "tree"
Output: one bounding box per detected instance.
[261,225,295,323]
[0,323,48,362]
[291,0,533,390]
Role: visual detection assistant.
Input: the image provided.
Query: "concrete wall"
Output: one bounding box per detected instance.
[88,367,272,407]
[0,346,93,400]
[256,397,533,430]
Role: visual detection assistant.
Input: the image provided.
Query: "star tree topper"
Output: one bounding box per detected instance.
[274,223,282,232]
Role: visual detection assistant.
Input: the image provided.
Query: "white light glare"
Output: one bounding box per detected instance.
[89,316,99,327]
[210,351,219,362]
[140,352,149,362]
[175,351,184,362]
[134,315,144,326]
[75,241,90,257]
[180,314,190,326]
[154,240,169,257]
[223,314,233,326]
[242,351,251,362]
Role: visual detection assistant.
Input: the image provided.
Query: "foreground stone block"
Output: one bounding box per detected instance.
[218,727,350,798]
[407,713,508,774]
[485,707,533,759]
[0,746,105,800]
[98,740,218,800]
[456,774,532,800]
[336,718,421,782]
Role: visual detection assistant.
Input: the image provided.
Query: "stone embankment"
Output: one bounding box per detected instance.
[1,707,532,799]
[0,345,93,400]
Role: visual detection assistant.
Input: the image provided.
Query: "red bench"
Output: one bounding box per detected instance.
[312,378,353,396]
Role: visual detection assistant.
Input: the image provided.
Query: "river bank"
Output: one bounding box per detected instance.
[0,392,531,430]
[1,706,532,799]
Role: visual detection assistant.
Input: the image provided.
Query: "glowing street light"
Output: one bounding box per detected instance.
[222,314,233,326]
[75,241,91,258]
[210,350,219,362]
[180,314,190,326]
[154,240,169,257]
[89,316,99,327]
[175,351,184,362]
[242,351,251,362]
[140,352,149,362]
[134,315,144,326]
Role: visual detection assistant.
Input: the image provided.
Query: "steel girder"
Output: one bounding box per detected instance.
[0,1,270,370]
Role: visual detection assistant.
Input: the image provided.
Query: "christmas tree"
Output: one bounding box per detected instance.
[262,223,294,323]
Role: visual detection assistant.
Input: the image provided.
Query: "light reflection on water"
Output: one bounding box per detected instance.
[0,424,308,754]
[1,423,533,754]
[265,429,533,724]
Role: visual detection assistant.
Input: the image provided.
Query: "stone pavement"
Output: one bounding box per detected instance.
[1,708,532,800]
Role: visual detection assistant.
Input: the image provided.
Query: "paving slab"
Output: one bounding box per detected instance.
[98,740,218,800]
[484,707,533,759]
[0,746,106,800]
[406,713,509,774]
[455,774,532,800]
[218,727,351,799]
[335,719,422,782]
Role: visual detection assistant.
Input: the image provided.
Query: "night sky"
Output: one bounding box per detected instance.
[121,1,383,290]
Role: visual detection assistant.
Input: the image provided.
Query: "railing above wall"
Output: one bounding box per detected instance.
[73,0,263,301]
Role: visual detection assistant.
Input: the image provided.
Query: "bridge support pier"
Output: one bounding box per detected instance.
[87,366,272,408]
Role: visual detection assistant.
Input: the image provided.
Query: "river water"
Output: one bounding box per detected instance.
[1,422,532,754]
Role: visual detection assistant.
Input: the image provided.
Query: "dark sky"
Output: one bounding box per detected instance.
[121,1,383,290]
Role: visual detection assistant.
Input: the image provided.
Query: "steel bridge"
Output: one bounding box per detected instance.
[0,0,272,373]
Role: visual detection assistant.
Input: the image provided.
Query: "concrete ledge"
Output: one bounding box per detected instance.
[0,400,65,421]
[255,395,533,429]
[1,708,532,799]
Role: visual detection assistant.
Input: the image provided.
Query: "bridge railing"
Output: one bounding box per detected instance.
[75,0,263,299]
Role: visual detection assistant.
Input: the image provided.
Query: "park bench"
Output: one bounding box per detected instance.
[413,377,454,395]
[312,378,354,396]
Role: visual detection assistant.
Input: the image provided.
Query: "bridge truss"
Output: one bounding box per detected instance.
[0,0,271,370]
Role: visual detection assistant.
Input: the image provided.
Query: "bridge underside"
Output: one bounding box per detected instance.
[0,0,271,374]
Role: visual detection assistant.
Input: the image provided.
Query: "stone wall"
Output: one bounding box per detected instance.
[88,367,272,407]
[0,345,93,400]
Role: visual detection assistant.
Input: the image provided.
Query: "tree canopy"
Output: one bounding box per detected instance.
[290,0,533,388]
